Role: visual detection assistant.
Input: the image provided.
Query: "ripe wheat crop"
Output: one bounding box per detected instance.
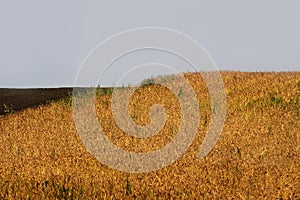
[0,72,299,199]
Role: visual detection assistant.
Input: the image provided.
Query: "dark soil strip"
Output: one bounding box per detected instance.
[0,87,119,115]
[0,88,74,115]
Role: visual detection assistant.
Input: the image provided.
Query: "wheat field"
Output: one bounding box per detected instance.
[0,72,299,199]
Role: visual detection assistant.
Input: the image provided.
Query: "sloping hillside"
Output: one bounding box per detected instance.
[0,72,299,199]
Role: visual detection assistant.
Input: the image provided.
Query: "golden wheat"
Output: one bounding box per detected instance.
[0,72,299,199]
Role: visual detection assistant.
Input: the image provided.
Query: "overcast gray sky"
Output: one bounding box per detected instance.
[0,0,299,88]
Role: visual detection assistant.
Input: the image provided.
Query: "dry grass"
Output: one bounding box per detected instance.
[0,72,299,199]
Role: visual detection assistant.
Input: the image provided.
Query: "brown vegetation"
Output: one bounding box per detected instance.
[0,72,299,199]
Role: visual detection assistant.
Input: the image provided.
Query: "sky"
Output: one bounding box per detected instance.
[0,0,299,88]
